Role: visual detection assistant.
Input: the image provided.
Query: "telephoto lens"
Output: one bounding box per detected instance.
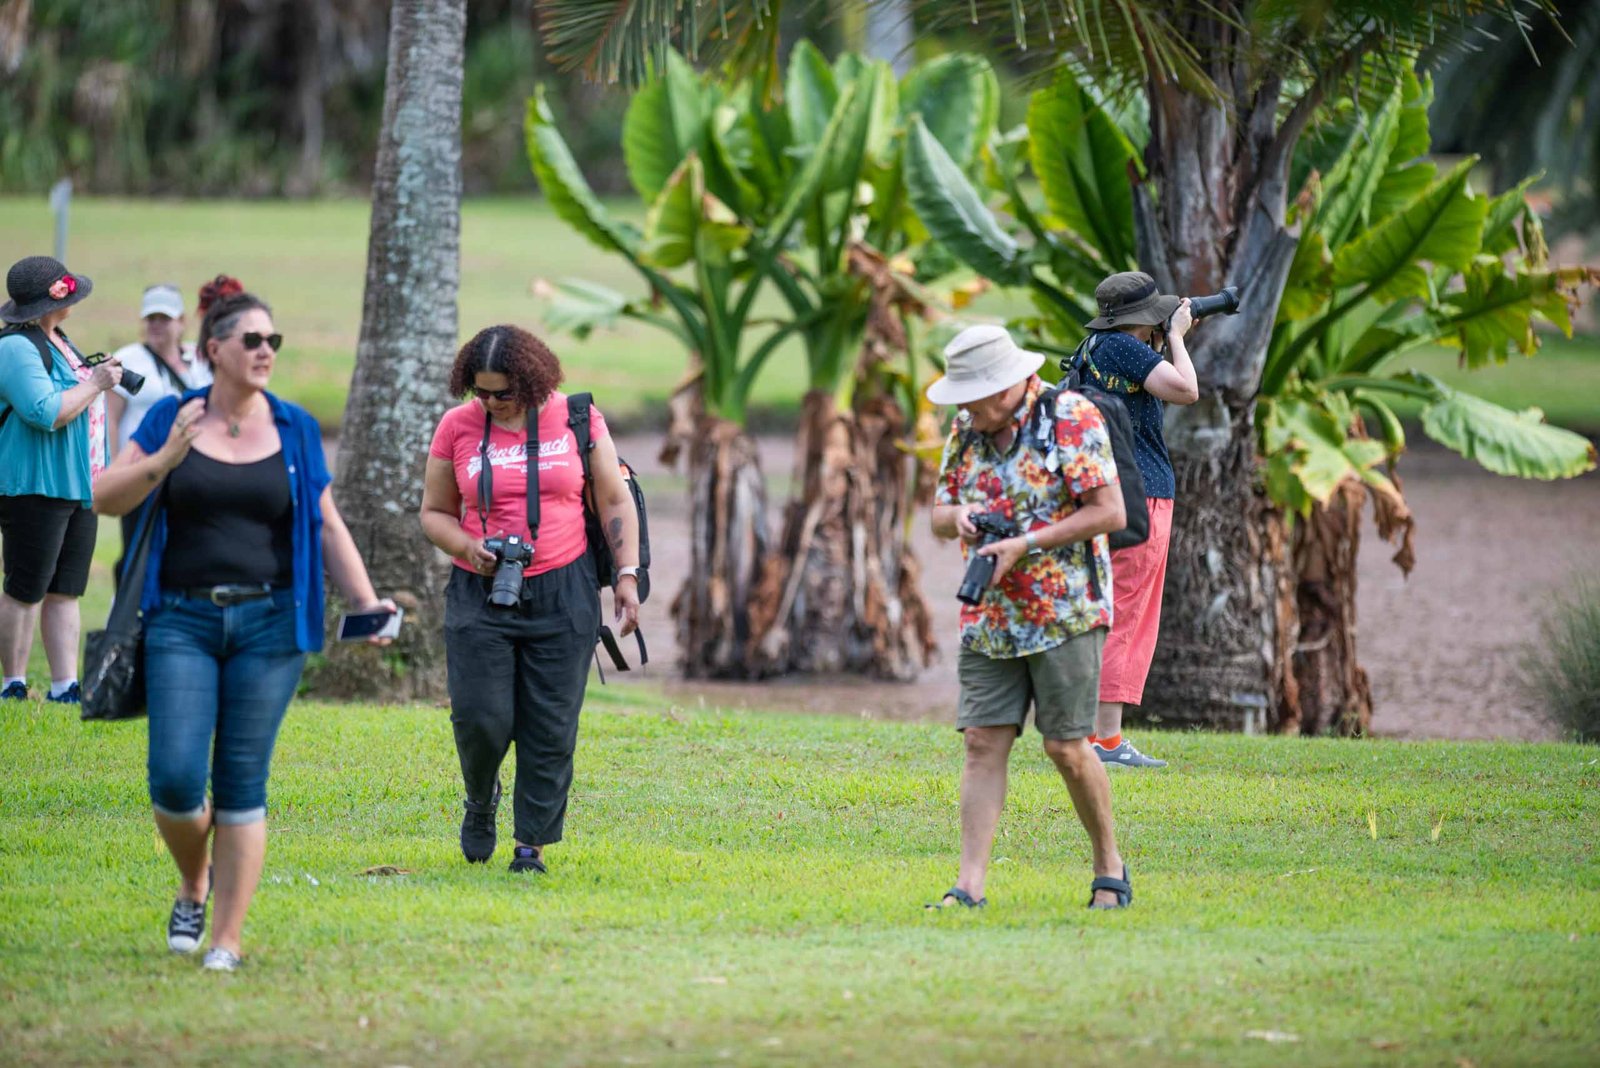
[1186,285,1240,320]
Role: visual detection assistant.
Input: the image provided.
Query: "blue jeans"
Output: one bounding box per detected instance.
[144,589,305,825]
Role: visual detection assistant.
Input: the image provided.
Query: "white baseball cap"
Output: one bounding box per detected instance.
[140,283,184,319]
[924,324,1045,406]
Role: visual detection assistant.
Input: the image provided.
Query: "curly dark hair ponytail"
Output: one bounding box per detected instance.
[449,325,563,409]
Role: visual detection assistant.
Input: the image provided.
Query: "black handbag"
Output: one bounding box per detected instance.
[81,490,162,721]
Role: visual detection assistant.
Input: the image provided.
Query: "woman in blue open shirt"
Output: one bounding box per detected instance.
[95,287,392,973]
[0,255,123,705]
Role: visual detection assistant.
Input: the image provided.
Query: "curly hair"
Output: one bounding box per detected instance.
[449,325,564,408]
[196,274,245,317]
[197,289,272,362]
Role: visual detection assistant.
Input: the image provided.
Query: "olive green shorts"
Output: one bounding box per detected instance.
[956,628,1106,741]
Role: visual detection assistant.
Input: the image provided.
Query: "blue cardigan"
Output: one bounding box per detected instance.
[0,331,97,505]
[132,388,333,652]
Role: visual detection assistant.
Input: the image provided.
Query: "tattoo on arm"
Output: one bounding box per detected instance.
[606,516,624,553]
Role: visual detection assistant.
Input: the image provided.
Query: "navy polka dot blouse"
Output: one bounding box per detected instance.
[1078,331,1174,500]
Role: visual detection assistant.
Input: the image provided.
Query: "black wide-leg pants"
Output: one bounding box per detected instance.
[444,556,599,847]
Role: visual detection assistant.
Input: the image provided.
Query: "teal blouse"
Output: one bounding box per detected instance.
[0,331,97,506]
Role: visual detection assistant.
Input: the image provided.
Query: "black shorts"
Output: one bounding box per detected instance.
[0,494,98,603]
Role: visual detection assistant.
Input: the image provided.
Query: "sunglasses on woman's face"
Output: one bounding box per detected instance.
[229,331,283,353]
[473,386,515,401]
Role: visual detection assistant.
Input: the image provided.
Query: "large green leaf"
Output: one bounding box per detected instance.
[903,116,1026,287]
[1480,174,1542,257]
[540,278,643,340]
[1315,82,1402,252]
[524,87,642,257]
[1441,262,1582,367]
[1027,70,1137,269]
[621,50,709,202]
[785,39,837,152]
[900,53,1000,171]
[641,156,749,270]
[1331,157,1487,303]
[765,81,864,250]
[1259,394,1391,511]
[1406,375,1598,480]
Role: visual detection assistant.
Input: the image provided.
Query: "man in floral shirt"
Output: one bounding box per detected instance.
[926,324,1133,911]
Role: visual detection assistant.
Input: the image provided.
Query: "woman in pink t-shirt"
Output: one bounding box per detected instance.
[420,324,641,875]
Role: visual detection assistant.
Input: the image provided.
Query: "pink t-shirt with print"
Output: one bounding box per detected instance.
[428,392,609,577]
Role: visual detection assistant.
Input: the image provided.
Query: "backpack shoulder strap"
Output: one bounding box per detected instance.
[567,391,596,490]
[0,326,57,431]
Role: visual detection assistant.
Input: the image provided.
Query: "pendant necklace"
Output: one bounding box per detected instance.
[228,420,242,439]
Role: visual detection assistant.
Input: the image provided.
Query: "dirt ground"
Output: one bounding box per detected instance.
[604,432,1600,741]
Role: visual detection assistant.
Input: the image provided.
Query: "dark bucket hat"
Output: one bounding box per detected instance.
[1,255,94,324]
[1084,271,1180,330]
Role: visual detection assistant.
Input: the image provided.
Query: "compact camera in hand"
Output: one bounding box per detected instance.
[85,352,145,395]
[482,534,532,608]
[957,512,1022,605]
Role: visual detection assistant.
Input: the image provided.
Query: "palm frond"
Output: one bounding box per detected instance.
[536,0,788,87]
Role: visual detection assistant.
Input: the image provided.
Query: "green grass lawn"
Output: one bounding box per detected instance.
[0,694,1596,1066]
[2,195,1598,432]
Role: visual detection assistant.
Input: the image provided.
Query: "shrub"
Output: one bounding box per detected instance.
[1525,573,1600,743]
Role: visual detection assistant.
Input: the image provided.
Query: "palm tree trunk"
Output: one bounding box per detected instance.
[669,412,772,679]
[1288,480,1373,736]
[314,0,463,700]
[749,389,935,679]
[1130,51,1310,731]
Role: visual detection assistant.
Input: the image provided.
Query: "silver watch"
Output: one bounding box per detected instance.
[1025,531,1043,555]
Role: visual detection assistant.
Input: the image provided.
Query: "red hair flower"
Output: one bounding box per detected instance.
[47,274,77,300]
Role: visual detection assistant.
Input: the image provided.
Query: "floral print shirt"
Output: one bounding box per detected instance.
[935,375,1118,659]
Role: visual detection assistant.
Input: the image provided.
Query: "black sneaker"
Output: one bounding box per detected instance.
[460,780,500,863]
[1,680,28,701]
[167,898,206,954]
[167,865,212,953]
[509,845,546,874]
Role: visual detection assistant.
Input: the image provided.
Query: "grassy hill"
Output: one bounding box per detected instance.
[1,694,1596,1066]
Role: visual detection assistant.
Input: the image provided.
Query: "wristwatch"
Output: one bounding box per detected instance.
[1024,531,1043,555]
[616,565,642,581]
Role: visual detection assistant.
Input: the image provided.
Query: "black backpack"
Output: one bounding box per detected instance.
[567,392,651,671]
[1053,333,1150,552]
[0,324,59,432]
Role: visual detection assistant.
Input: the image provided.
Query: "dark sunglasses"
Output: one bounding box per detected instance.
[228,331,283,353]
[473,386,516,401]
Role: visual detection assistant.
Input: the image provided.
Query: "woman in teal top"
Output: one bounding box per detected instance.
[0,255,124,704]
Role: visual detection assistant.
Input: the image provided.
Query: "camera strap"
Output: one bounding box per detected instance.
[476,405,541,545]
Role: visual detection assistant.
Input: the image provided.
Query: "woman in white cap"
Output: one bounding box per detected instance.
[107,283,213,581]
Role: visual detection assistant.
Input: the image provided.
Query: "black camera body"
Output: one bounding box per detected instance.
[1186,285,1240,320]
[957,511,1022,605]
[85,352,144,395]
[482,534,533,607]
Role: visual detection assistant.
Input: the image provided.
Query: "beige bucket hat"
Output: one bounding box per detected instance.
[925,324,1045,406]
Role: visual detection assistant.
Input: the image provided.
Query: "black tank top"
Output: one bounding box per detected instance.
[160,450,294,589]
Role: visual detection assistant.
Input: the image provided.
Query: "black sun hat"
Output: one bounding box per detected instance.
[1084,271,1180,330]
[1,255,94,324]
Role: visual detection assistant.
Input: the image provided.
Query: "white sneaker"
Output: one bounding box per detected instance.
[201,947,241,972]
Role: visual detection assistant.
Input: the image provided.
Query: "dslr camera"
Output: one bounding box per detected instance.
[481,534,532,608]
[84,352,145,395]
[957,511,1023,605]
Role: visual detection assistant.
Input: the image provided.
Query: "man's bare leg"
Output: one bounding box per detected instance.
[1044,735,1125,907]
[1093,700,1123,742]
[945,726,1016,904]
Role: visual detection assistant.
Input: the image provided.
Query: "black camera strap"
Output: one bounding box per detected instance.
[476,404,541,544]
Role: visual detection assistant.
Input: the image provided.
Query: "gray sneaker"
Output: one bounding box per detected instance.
[201,947,241,972]
[1094,739,1167,769]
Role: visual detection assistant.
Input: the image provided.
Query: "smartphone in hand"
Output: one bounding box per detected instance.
[336,607,403,642]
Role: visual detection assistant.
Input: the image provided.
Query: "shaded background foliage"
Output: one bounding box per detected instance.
[0,0,627,195]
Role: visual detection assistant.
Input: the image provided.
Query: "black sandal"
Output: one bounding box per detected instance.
[1087,865,1132,910]
[926,886,987,909]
